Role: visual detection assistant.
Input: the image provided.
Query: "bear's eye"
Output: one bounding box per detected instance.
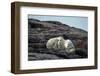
[60,40,61,41]
[57,39,59,41]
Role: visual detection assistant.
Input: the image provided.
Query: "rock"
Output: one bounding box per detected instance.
[68,54,81,59]
[28,53,62,60]
[28,18,88,60]
[75,48,87,58]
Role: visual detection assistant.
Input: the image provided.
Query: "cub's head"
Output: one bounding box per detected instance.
[57,36,64,42]
[56,36,65,48]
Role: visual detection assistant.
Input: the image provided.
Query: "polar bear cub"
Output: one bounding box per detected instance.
[46,36,75,53]
[46,36,65,49]
[64,39,75,53]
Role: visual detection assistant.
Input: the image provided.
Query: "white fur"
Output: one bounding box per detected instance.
[64,39,75,53]
[46,36,65,49]
[46,36,75,53]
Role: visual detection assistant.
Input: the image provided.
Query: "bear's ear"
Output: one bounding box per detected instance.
[60,37,64,40]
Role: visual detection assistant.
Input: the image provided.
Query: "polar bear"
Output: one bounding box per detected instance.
[46,36,75,53]
[64,39,75,53]
[46,36,65,49]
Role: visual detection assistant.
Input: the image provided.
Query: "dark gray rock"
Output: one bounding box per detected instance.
[28,53,62,60]
[28,18,88,60]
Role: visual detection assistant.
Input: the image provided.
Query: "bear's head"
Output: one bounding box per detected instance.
[56,36,65,49]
